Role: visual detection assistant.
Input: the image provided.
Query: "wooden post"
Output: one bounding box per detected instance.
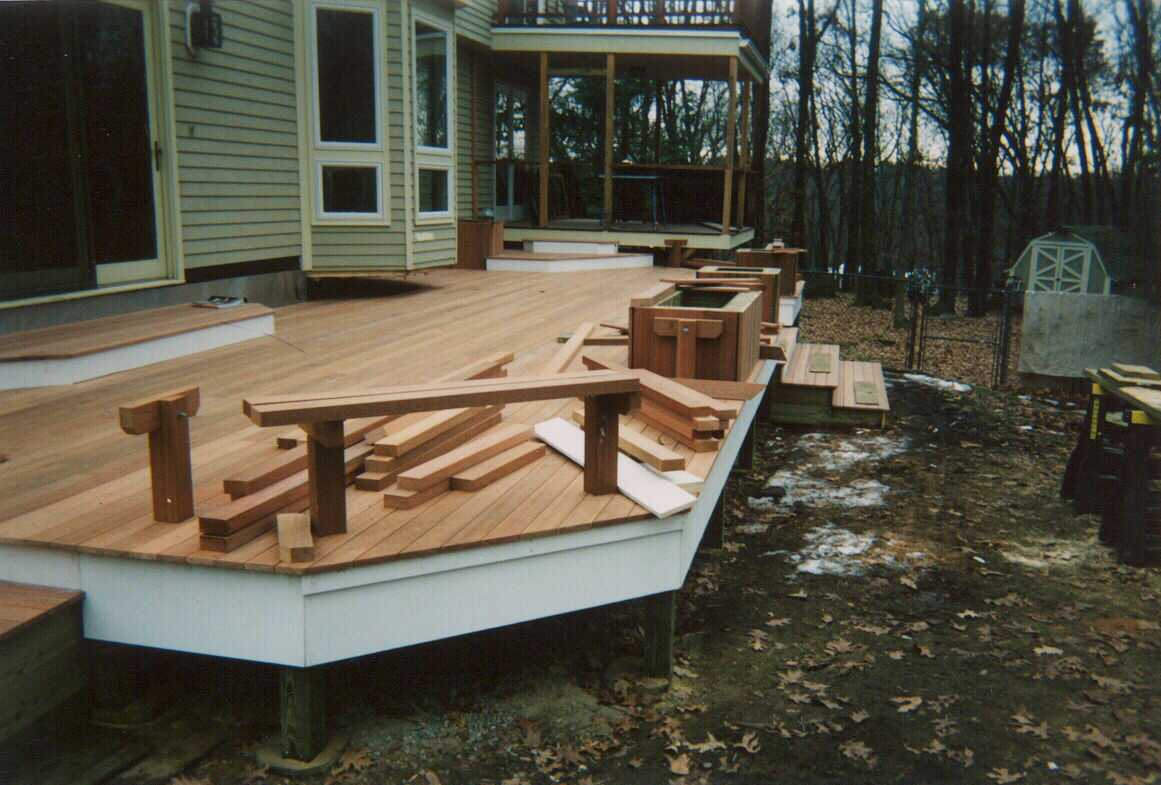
[643,591,676,679]
[720,57,738,236]
[606,0,618,25]
[584,393,634,494]
[304,421,347,536]
[603,54,616,228]
[280,666,326,762]
[736,80,751,230]
[665,238,687,268]
[538,52,550,227]
[118,387,200,523]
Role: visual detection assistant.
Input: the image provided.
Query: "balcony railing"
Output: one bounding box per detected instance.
[493,0,771,62]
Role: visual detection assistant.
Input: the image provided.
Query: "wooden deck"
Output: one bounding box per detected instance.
[0,303,273,362]
[0,581,82,642]
[0,268,741,577]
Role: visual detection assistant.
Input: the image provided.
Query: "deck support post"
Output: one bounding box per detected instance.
[118,386,200,523]
[602,54,616,228]
[538,52,550,227]
[736,80,750,230]
[720,56,738,236]
[703,491,726,550]
[305,421,347,536]
[280,666,326,762]
[665,238,687,268]
[643,591,676,679]
[584,392,636,494]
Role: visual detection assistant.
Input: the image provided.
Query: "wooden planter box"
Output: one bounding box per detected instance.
[456,220,505,270]
[737,248,804,296]
[628,283,762,381]
[697,265,781,325]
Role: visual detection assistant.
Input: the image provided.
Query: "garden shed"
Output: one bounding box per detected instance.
[1008,225,1147,294]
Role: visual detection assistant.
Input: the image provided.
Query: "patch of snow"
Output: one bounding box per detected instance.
[901,373,972,394]
[787,524,876,576]
[812,435,909,472]
[735,523,770,535]
[750,476,890,511]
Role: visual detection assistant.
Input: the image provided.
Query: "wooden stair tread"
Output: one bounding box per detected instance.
[781,343,840,389]
[832,361,890,412]
[0,303,273,361]
[0,580,83,641]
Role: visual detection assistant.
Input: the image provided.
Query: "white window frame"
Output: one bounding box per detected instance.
[308,0,389,224]
[316,161,384,221]
[412,12,454,223]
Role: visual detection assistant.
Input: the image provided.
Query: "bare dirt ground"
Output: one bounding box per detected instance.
[138,361,1161,785]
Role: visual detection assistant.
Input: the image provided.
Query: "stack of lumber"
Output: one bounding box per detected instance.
[199,353,516,553]
[581,355,737,453]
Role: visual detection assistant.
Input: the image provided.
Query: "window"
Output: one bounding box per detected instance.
[309,2,384,222]
[414,22,448,151]
[413,16,453,220]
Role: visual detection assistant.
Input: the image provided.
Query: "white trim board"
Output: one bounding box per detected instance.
[0,361,774,667]
[0,313,275,390]
[779,295,802,327]
[524,241,619,255]
[533,417,697,518]
[486,255,654,273]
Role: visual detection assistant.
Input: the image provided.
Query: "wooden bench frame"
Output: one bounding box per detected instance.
[243,372,641,535]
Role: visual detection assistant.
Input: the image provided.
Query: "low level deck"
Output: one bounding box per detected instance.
[505,219,755,251]
[0,268,770,667]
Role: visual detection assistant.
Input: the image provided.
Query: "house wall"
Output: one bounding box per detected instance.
[455,0,497,47]
[456,42,496,219]
[169,1,303,271]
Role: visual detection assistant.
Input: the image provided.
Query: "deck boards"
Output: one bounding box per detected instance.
[781,343,840,388]
[0,268,749,576]
[832,360,890,412]
[0,581,83,642]
[0,303,273,361]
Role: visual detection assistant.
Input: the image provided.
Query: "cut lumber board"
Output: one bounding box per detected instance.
[1100,367,1161,388]
[583,334,629,346]
[364,408,503,476]
[534,418,696,518]
[397,424,533,491]
[275,415,391,451]
[449,442,547,491]
[1112,363,1160,381]
[671,377,766,401]
[642,465,705,493]
[224,446,306,499]
[375,406,489,457]
[199,513,287,553]
[581,355,734,419]
[543,322,596,373]
[383,481,450,510]
[635,403,720,452]
[641,399,722,433]
[244,371,638,426]
[570,407,686,471]
[199,443,372,535]
[276,513,315,563]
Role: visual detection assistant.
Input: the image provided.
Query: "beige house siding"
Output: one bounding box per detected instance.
[455,0,497,47]
[170,0,302,270]
[456,42,495,219]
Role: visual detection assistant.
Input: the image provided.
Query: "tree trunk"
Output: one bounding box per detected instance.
[855,0,883,305]
[940,0,971,312]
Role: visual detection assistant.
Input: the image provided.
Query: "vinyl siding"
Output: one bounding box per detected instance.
[455,0,497,46]
[310,1,408,270]
[170,0,303,270]
[456,43,495,219]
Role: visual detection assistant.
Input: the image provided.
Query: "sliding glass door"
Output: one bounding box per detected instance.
[0,0,167,301]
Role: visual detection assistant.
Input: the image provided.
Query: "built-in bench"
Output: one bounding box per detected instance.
[0,302,274,389]
[0,581,86,746]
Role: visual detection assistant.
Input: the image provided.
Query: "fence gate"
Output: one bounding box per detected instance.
[908,280,1020,388]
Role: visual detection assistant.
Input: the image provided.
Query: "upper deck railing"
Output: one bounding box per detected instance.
[493,0,771,62]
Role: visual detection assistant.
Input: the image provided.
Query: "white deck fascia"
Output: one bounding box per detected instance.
[505,226,755,252]
[0,361,773,668]
[485,255,654,273]
[779,294,802,326]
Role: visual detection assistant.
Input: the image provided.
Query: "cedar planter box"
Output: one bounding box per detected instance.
[456,220,505,270]
[696,264,781,324]
[628,283,762,381]
[737,248,804,296]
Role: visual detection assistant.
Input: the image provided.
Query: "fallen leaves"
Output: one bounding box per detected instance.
[839,739,878,768]
[987,767,1025,783]
[667,753,691,775]
[1034,644,1064,656]
[748,629,770,651]
[892,696,923,713]
[735,732,761,754]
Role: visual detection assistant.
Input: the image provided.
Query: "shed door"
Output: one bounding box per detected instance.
[1029,243,1090,293]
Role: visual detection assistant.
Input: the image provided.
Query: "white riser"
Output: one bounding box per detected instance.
[524,240,619,255]
[487,255,654,273]
[0,314,275,390]
[779,295,802,327]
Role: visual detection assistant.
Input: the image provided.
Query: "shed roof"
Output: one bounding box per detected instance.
[1059,225,1149,283]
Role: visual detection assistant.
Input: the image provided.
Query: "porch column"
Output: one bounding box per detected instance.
[720,57,738,235]
[538,52,550,227]
[736,80,751,232]
[603,54,616,228]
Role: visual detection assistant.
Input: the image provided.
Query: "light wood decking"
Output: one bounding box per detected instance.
[0,268,742,576]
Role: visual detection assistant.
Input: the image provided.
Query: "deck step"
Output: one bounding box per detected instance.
[832,360,890,413]
[0,581,86,746]
[523,240,618,255]
[486,251,654,273]
[781,343,840,389]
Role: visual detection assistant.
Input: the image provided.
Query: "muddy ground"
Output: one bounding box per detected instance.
[47,365,1151,785]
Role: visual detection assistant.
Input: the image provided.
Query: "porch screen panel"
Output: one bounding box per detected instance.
[316,9,377,144]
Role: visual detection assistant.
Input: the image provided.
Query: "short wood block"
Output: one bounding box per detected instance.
[383,481,450,510]
[276,513,315,563]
